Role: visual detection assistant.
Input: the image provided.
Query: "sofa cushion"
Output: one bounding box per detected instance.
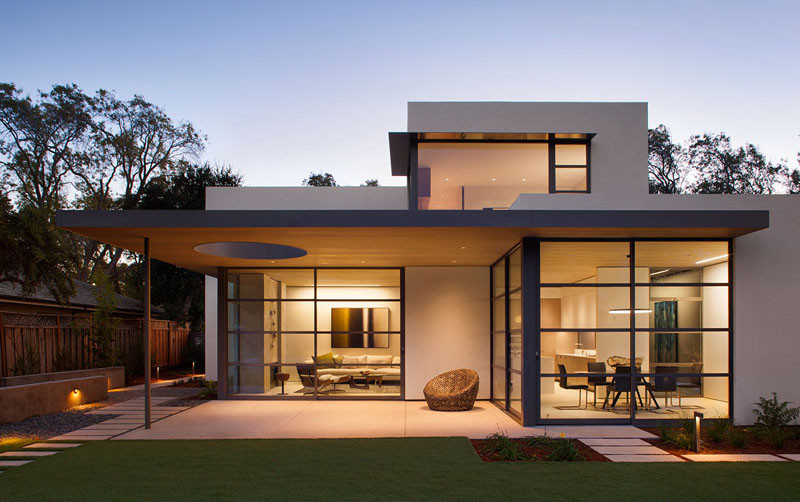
[341,355,361,366]
[367,355,393,366]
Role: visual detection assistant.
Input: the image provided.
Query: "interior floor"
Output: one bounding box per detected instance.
[540,385,729,420]
[236,381,401,398]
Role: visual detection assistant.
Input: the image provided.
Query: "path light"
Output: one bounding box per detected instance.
[192,361,195,375]
[694,411,704,452]
[156,366,160,381]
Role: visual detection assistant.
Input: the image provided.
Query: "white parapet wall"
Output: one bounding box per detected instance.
[206,186,408,210]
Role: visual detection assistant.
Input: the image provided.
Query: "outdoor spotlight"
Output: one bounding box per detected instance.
[72,388,79,395]
[694,411,704,452]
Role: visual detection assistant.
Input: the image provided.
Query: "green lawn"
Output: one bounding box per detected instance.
[0,438,798,501]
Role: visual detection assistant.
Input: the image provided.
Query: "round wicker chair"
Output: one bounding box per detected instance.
[423,369,480,411]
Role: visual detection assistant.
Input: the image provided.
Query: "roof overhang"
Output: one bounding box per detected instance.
[57,209,768,276]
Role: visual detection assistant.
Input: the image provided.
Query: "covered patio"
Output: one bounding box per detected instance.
[112,400,654,440]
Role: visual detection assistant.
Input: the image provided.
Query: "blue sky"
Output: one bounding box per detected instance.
[5,1,799,186]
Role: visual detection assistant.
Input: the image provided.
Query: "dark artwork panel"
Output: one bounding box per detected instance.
[655,301,678,363]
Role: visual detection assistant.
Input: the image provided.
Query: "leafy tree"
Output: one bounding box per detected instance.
[90,91,206,279]
[90,269,117,368]
[790,153,800,194]
[648,125,686,194]
[123,163,243,329]
[361,179,379,187]
[0,192,76,302]
[303,172,337,186]
[689,133,787,194]
[0,83,94,217]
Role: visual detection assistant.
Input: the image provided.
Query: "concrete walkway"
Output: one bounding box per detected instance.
[113,400,655,440]
[51,397,190,441]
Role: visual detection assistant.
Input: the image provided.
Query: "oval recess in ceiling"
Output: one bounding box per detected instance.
[193,242,307,260]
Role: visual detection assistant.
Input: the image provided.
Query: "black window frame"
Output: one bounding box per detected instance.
[220,266,405,401]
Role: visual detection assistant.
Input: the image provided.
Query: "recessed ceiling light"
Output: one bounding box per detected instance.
[460,246,467,250]
[522,178,527,182]
[491,178,496,182]
[444,178,450,181]
[360,260,366,264]
[451,260,457,263]
[696,254,729,265]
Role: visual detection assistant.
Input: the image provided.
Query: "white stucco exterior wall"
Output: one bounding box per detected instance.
[404,267,490,400]
[204,275,218,381]
[206,186,408,210]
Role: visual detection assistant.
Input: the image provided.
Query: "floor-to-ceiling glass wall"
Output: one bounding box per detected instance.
[536,240,731,423]
[226,268,403,398]
[491,245,523,418]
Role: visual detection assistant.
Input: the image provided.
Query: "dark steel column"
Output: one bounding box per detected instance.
[144,237,151,429]
[521,238,540,426]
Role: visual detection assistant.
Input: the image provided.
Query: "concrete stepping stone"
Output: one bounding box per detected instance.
[0,451,58,457]
[606,454,684,462]
[581,438,650,446]
[79,424,137,431]
[593,445,670,455]
[0,460,33,467]
[25,443,81,449]
[684,454,786,462]
[50,434,113,441]
[779,454,800,461]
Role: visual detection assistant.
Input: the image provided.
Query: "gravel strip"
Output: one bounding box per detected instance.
[0,410,116,441]
[0,386,205,441]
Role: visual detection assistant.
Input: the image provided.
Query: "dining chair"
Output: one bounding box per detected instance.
[555,364,588,410]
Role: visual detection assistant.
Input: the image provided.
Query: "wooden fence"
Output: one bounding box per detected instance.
[0,311,190,377]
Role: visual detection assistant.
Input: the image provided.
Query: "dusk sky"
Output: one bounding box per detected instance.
[5,1,799,187]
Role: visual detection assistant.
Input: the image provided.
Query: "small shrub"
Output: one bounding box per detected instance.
[482,431,528,461]
[707,420,731,444]
[661,426,694,450]
[753,393,800,449]
[524,435,555,449]
[546,439,584,462]
[729,427,748,449]
[199,379,218,399]
[754,393,800,428]
[13,344,41,375]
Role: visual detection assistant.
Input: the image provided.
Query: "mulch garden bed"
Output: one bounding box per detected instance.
[471,438,609,462]
[642,426,800,455]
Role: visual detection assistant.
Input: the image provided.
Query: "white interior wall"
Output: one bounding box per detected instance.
[702,262,729,401]
[405,267,490,400]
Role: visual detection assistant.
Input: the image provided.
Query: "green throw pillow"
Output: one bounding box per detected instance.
[314,352,335,367]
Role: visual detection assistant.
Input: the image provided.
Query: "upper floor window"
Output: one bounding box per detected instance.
[414,133,592,210]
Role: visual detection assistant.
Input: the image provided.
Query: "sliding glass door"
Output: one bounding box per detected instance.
[491,246,522,418]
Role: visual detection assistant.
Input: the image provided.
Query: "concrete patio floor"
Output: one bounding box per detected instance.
[113,400,656,440]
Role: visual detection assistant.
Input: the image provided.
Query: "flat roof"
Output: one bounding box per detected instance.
[56,209,768,275]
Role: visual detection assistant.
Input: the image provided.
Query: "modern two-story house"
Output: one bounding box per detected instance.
[57,102,799,427]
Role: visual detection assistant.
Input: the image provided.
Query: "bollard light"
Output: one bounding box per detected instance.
[192,361,195,375]
[156,366,160,381]
[694,411,704,452]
